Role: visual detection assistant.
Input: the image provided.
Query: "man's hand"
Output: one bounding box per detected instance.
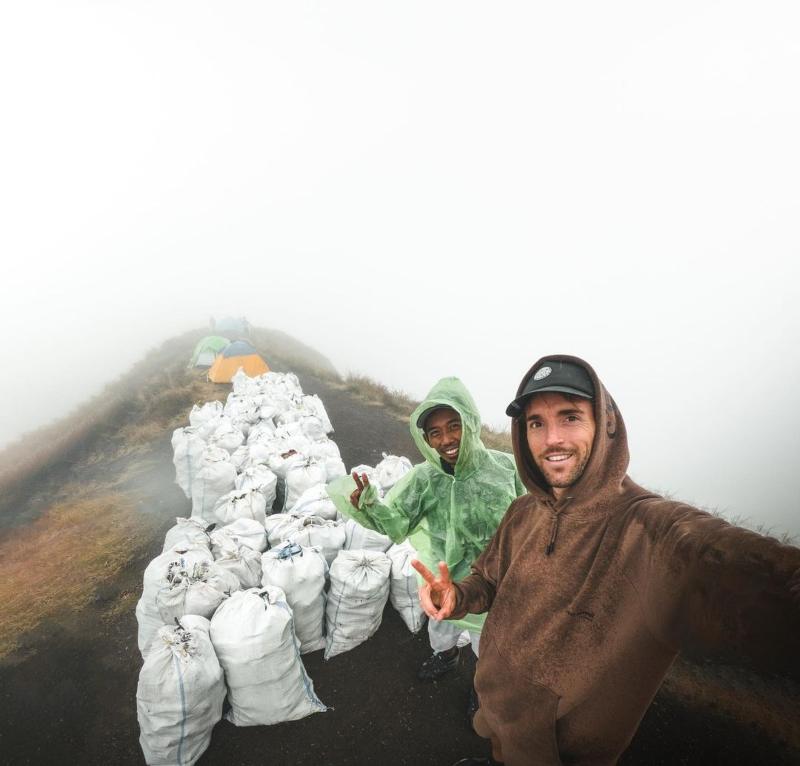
[350,471,370,510]
[411,559,457,621]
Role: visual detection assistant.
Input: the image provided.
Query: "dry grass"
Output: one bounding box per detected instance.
[0,490,159,659]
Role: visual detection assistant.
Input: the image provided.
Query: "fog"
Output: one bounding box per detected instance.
[1,2,798,535]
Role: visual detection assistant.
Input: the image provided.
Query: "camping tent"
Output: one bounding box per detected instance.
[208,340,269,383]
[190,335,230,368]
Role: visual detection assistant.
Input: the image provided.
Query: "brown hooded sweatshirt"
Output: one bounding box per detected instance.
[452,355,800,765]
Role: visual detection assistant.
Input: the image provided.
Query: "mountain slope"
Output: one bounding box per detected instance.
[0,328,797,765]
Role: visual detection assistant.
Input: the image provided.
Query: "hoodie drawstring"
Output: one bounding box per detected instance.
[546,512,560,556]
[545,498,572,556]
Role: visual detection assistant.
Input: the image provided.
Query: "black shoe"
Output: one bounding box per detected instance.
[417,648,460,680]
[467,684,480,729]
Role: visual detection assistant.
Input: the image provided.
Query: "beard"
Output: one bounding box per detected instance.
[534,448,591,489]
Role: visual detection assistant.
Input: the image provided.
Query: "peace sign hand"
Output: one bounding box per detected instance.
[350,471,371,510]
[411,559,457,621]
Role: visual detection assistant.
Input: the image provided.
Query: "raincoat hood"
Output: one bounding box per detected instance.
[510,355,631,511]
[410,377,485,478]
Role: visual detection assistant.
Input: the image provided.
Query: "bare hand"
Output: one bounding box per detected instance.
[411,559,457,621]
[350,471,370,510]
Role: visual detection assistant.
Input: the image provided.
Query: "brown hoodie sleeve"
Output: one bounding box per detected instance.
[630,500,800,677]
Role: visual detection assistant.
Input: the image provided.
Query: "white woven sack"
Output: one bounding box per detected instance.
[162,517,213,553]
[266,450,305,480]
[289,484,337,520]
[261,393,293,419]
[171,427,207,500]
[189,401,224,431]
[304,441,346,482]
[155,559,239,626]
[276,409,302,427]
[306,438,341,462]
[231,368,256,396]
[286,517,346,566]
[210,518,268,555]
[230,417,251,440]
[137,615,225,766]
[223,392,244,418]
[299,415,326,442]
[235,465,278,510]
[214,540,263,589]
[136,544,214,658]
[229,445,251,472]
[302,394,333,433]
[281,429,312,456]
[387,542,426,633]
[374,453,413,494]
[265,514,304,548]
[284,461,328,511]
[344,518,392,553]
[208,420,245,454]
[244,441,277,468]
[324,550,392,660]
[210,587,327,726]
[257,404,279,423]
[261,543,327,653]
[191,447,237,523]
[247,421,278,446]
[322,456,347,482]
[214,489,268,526]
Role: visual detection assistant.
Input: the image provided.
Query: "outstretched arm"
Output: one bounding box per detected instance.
[636,503,800,677]
[326,469,431,543]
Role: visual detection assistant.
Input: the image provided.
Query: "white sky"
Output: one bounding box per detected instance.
[1,1,798,534]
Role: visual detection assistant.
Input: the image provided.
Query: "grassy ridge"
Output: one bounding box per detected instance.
[0,326,339,660]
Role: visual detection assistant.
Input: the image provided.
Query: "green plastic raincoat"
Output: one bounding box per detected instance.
[328,377,525,633]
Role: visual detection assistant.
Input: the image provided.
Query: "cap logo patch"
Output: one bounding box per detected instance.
[533,366,552,381]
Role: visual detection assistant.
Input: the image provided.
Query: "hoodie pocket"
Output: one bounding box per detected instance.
[475,634,562,766]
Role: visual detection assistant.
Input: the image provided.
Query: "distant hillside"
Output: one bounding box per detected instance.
[0,326,338,528]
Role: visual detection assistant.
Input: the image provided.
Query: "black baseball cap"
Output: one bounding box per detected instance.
[415,405,457,429]
[505,360,594,417]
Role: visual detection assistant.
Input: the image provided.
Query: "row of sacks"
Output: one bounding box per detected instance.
[137,590,327,766]
[171,370,344,521]
[137,527,426,661]
[139,373,420,764]
[136,541,424,764]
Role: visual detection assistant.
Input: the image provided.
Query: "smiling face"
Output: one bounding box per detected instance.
[423,407,463,466]
[524,392,596,498]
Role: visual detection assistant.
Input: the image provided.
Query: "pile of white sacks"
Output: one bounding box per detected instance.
[135,369,424,766]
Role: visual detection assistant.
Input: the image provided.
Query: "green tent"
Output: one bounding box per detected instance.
[190,335,230,368]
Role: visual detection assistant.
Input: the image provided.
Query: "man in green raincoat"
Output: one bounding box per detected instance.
[328,377,525,717]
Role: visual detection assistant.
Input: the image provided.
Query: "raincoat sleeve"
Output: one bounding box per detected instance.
[449,503,523,619]
[633,503,800,678]
[326,468,435,544]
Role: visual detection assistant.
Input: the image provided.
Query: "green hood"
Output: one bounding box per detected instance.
[409,377,486,477]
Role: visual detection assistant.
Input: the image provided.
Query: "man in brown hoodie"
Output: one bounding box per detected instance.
[414,355,800,766]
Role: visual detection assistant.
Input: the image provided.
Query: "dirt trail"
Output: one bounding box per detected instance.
[0,372,797,765]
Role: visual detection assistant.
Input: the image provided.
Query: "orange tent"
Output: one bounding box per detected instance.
[208,340,269,383]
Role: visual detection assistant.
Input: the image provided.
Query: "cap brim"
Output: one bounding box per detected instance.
[505,385,592,417]
[415,405,447,429]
